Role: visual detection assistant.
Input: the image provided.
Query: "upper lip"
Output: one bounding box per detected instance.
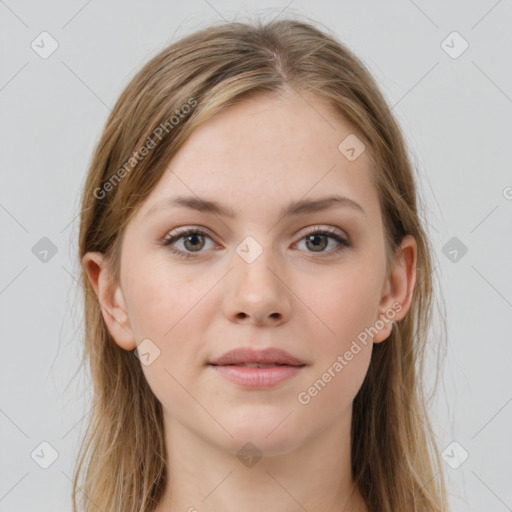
[209,347,305,366]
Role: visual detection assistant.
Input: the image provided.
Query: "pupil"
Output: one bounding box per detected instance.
[186,234,203,250]
[308,234,326,251]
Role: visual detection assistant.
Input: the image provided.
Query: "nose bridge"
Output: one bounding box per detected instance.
[235,235,282,299]
[223,235,291,324]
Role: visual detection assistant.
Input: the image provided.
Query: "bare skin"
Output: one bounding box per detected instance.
[83,89,416,512]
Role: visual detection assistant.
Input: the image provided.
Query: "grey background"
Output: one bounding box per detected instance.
[1,1,511,510]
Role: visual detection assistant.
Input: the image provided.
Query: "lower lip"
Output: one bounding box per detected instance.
[209,364,304,388]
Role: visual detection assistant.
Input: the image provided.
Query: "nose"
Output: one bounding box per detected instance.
[222,247,292,326]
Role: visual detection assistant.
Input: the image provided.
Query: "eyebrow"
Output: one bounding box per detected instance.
[145,194,365,220]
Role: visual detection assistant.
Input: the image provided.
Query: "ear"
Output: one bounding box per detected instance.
[373,234,417,343]
[81,251,137,351]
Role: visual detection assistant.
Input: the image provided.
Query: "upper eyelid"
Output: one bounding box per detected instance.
[164,224,347,236]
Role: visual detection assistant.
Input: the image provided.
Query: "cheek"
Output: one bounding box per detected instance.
[128,280,176,339]
[305,260,384,347]
[296,270,377,414]
[123,256,219,389]
[296,258,382,407]
[123,261,212,412]
[124,257,212,341]
[297,343,372,422]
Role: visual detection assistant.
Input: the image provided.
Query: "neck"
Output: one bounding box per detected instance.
[154,408,368,512]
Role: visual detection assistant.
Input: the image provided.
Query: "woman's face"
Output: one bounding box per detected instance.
[87,91,414,455]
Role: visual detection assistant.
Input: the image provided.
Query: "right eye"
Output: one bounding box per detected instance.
[162,228,217,259]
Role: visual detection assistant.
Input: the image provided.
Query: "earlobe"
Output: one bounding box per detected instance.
[81,252,137,351]
[373,235,417,343]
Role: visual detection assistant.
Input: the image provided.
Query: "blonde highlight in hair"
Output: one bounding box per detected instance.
[74,16,447,512]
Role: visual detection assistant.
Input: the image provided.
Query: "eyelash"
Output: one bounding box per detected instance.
[160,226,350,260]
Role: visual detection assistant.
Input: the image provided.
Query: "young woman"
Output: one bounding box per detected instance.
[74,16,448,512]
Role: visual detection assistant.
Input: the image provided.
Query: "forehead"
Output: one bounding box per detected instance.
[136,91,381,224]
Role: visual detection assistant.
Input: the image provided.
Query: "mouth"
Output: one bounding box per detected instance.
[208,363,305,388]
[208,347,306,367]
[209,362,304,368]
[207,347,306,388]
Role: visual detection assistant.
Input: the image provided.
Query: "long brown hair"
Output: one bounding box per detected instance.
[73,15,448,512]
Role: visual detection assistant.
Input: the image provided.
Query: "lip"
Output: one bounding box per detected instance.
[208,347,306,389]
[209,347,305,366]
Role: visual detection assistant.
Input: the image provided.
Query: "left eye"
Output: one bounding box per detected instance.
[296,229,349,253]
[161,227,349,259]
